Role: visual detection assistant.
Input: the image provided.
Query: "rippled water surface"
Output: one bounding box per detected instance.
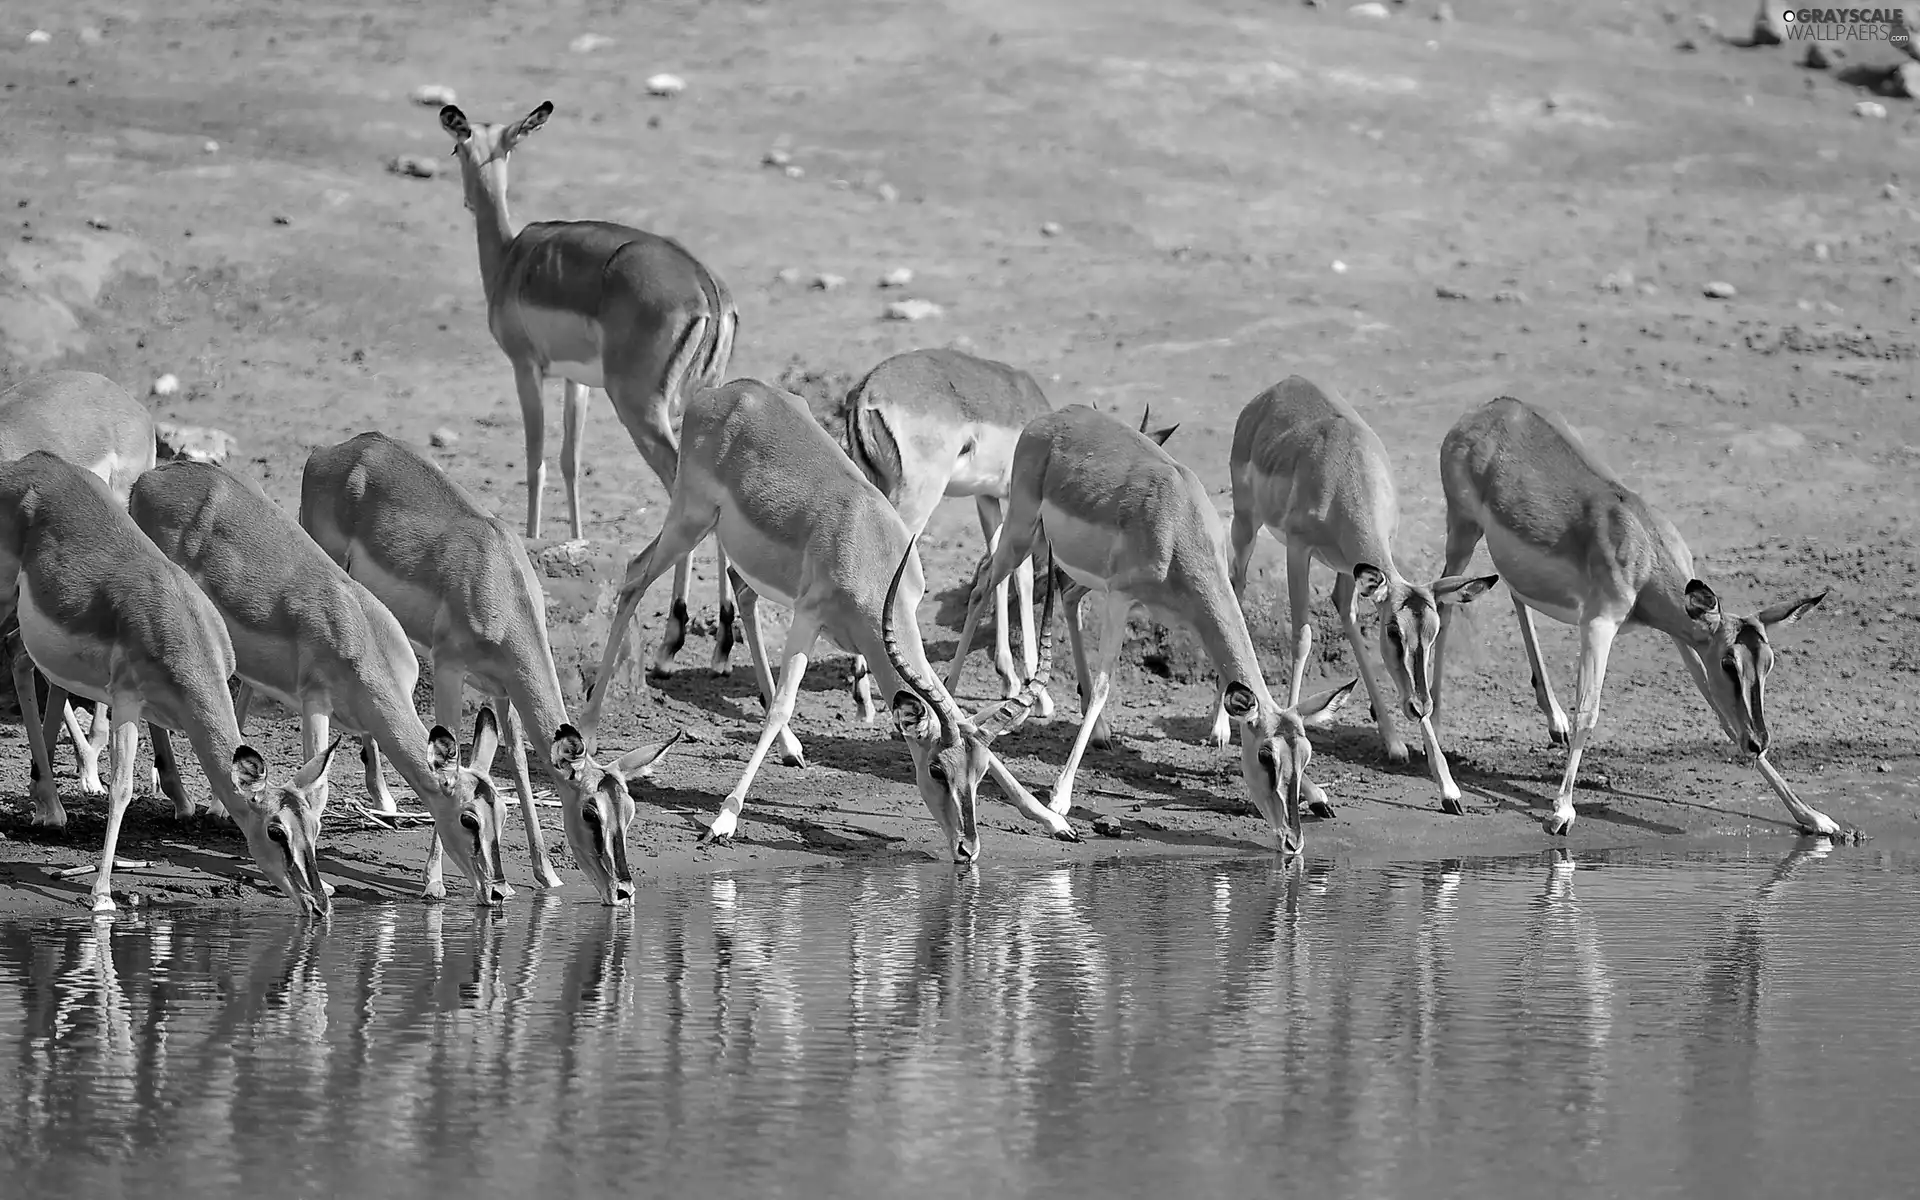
[3,845,1918,1199]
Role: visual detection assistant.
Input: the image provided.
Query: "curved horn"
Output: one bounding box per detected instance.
[882,536,966,736]
[1031,543,1057,694]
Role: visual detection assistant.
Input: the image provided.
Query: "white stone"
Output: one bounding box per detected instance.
[151,374,180,397]
[646,74,686,97]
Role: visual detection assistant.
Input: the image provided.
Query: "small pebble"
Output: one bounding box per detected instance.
[646,73,686,97]
[1492,288,1526,303]
[1040,221,1063,237]
[570,33,614,53]
[1855,100,1889,119]
[26,29,50,44]
[1814,242,1831,261]
[1886,182,1904,200]
[272,214,290,226]
[203,140,220,154]
[85,216,112,231]
[783,165,805,179]
[1332,259,1349,273]
[811,273,846,291]
[1348,1,1391,17]
[875,182,899,203]
[884,299,944,321]
[761,148,791,168]
[1878,762,1894,773]
[1434,284,1470,300]
[1598,267,1635,292]
[1703,280,1737,299]
[775,267,802,285]
[410,84,458,107]
[1638,280,1660,295]
[879,267,914,288]
[1092,814,1125,837]
[151,374,180,397]
[430,427,460,449]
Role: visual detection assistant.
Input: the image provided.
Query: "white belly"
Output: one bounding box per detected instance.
[510,304,607,389]
[225,623,306,711]
[1480,523,1584,626]
[1039,501,1125,589]
[16,577,113,705]
[546,359,606,390]
[731,561,797,613]
[344,542,439,651]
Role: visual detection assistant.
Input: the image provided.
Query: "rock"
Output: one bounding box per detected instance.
[1703,280,1737,298]
[410,84,457,107]
[1349,2,1391,17]
[155,423,238,466]
[883,299,943,321]
[1599,267,1635,293]
[272,214,291,226]
[810,273,846,291]
[783,165,805,179]
[85,217,113,231]
[1331,259,1349,273]
[151,373,180,397]
[646,73,686,97]
[26,29,50,44]
[761,148,791,168]
[1802,41,1832,69]
[1434,284,1470,300]
[775,267,803,285]
[570,33,614,53]
[1855,100,1889,119]
[879,267,914,288]
[429,426,460,448]
[875,182,899,203]
[1897,61,1920,98]
[387,154,441,179]
[1092,814,1125,837]
[1879,761,1894,773]
[1040,221,1063,237]
[203,140,219,154]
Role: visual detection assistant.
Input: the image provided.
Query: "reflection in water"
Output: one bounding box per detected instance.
[2,846,1919,1199]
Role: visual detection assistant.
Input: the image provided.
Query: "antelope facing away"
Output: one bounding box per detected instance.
[0,451,332,915]
[1431,396,1837,837]
[579,378,1080,860]
[301,432,677,905]
[130,459,522,906]
[1223,376,1499,813]
[439,99,739,679]
[0,370,157,797]
[944,404,1358,854]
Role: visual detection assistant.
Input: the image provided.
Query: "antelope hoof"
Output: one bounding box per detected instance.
[78,770,107,798]
[780,749,808,769]
[535,867,565,890]
[1307,799,1336,820]
[1801,812,1843,838]
[90,892,117,914]
[1544,810,1575,837]
[1046,789,1073,818]
[420,882,448,902]
[1441,796,1466,816]
[1548,727,1570,748]
[699,830,735,848]
[1203,719,1233,749]
[30,788,66,828]
[321,881,337,898]
[1385,743,1411,766]
[1053,825,1082,843]
[1033,687,1055,719]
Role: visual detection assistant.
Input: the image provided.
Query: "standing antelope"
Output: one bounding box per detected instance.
[0,451,331,915]
[129,459,523,905]
[579,379,1080,860]
[1430,396,1837,837]
[944,405,1358,854]
[1222,376,1499,813]
[300,432,676,905]
[438,99,739,678]
[0,370,157,796]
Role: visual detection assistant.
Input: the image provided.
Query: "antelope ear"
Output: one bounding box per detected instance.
[439,104,472,140]
[469,706,501,774]
[1352,564,1390,604]
[549,723,587,777]
[230,745,268,793]
[1685,579,1720,621]
[1756,589,1828,630]
[613,729,684,777]
[890,691,938,741]
[428,725,460,772]
[1293,677,1360,728]
[1433,573,1499,605]
[1222,680,1260,724]
[506,100,553,145]
[290,735,344,792]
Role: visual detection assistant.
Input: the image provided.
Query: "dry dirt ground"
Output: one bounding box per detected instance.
[1,0,1917,916]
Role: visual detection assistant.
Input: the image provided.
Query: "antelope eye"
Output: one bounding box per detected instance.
[459,812,482,833]
[581,804,601,829]
[267,825,288,845]
[1257,746,1276,767]
[928,763,949,782]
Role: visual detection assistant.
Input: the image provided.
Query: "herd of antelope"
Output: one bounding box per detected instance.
[0,99,1842,918]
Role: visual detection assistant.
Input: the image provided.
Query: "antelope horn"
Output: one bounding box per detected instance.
[1138,404,1152,436]
[882,537,966,736]
[1031,542,1056,696]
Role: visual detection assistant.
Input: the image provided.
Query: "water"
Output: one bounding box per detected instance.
[2,845,1917,1200]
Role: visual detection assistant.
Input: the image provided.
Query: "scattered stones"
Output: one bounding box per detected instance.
[879,267,914,288]
[775,267,803,285]
[810,273,846,291]
[646,73,686,97]
[387,154,441,179]
[151,373,180,397]
[429,426,460,448]
[883,299,943,321]
[1040,220,1063,237]
[1598,267,1635,293]
[761,148,791,168]
[1704,280,1737,299]
[1349,1,1391,17]
[155,423,238,465]
[409,84,457,107]
[26,29,50,44]
[1434,284,1470,300]
[1855,100,1889,119]
[570,33,614,53]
